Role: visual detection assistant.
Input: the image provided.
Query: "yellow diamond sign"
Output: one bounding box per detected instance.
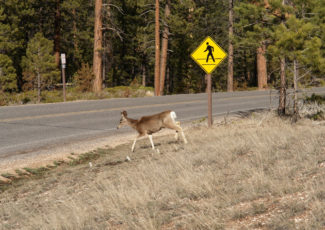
[191,36,227,74]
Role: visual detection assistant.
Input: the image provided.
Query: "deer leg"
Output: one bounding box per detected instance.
[166,123,188,144]
[175,131,179,140]
[132,133,145,152]
[131,137,137,152]
[180,129,188,144]
[148,135,155,149]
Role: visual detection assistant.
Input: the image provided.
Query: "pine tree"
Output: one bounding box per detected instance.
[268,0,325,116]
[0,55,17,92]
[54,0,61,67]
[21,33,60,102]
[0,8,17,92]
[234,0,272,90]
[61,0,94,78]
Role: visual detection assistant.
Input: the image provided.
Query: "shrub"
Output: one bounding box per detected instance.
[299,94,325,120]
[304,93,325,104]
[74,63,94,92]
[0,54,17,92]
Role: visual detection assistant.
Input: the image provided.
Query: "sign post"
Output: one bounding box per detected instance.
[191,36,227,127]
[207,73,212,127]
[61,53,66,102]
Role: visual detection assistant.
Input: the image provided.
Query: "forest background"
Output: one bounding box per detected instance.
[0,0,325,106]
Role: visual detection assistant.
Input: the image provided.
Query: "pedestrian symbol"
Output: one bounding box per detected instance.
[204,42,215,62]
[191,36,227,74]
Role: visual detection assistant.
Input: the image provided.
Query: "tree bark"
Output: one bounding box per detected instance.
[54,0,61,67]
[37,71,41,103]
[142,63,146,86]
[278,0,287,116]
[93,0,103,93]
[166,67,170,94]
[227,0,234,92]
[257,43,268,90]
[159,0,170,95]
[293,58,299,119]
[154,0,160,96]
[73,8,79,56]
[278,57,286,116]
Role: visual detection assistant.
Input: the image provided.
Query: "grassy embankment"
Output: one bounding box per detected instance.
[0,86,154,106]
[0,110,325,229]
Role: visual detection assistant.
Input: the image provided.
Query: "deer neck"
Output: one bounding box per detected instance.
[126,117,139,130]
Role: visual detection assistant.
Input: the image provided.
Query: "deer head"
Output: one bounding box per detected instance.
[117,111,128,129]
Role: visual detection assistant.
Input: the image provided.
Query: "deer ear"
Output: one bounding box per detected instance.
[122,111,127,117]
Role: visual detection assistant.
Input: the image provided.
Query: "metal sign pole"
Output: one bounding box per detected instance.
[61,53,66,102]
[62,67,66,102]
[207,73,212,127]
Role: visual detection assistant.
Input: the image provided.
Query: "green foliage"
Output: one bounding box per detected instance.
[235,0,272,48]
[304,93,325,104]
[0,54,17,92]
[0,0,324,95]
[68,151,101,166]
[268,16,320,62]
[0,7,18,92]
[61,0,94,76]
[23,167,50,176]
[21,32,60,91]
[308,110,325,120]
[73,63,94,92]
[0,86,154,105]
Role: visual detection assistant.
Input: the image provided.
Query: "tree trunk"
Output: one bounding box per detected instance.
[93,0,103,93]
[154,0,160,96]
[142,63,146,86]
[227,0,234,92]
[159,0,170,95]
[293,58,299,120]
[278,0,287,116]
[54,0,61,67]
[37,71,41,103]
[166,67,170,94]
[278,57,286,116]
[257,43,268,90]
[73,8,79,57]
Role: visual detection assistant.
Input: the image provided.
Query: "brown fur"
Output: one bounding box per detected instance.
[117,110,187,152]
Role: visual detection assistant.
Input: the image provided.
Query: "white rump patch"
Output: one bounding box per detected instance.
[170,111,177,123]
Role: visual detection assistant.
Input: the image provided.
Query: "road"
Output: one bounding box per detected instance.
[1,87,325,162]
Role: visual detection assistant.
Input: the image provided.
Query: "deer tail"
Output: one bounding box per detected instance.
[170,111,177,123]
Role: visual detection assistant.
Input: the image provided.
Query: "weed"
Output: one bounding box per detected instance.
[1,173,15,180]
[15,169,29,177]
[68,152,100,166]
[23,167,49,176]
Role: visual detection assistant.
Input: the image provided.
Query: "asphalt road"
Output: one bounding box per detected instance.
[1,87,325,161]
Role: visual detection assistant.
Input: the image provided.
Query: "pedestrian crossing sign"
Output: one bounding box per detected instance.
[191,36,227,74]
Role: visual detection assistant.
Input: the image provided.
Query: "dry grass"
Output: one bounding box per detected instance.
[1,111,325,230]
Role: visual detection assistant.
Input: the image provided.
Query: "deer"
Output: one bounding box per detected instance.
[117,110,188,152]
